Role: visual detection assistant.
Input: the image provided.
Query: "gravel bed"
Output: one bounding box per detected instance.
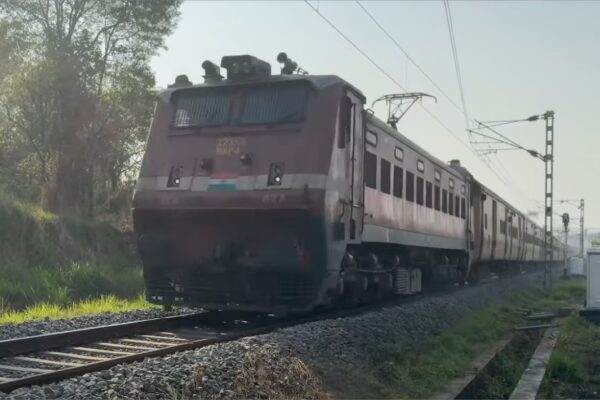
[0,308,199,341]
[2,272,546,399]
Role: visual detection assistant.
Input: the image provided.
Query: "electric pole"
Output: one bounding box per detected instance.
[468,110,556,290]
[543,111,555,290]
[580,199,585,258]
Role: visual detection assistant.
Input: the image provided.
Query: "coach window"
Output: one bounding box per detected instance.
[366,131,377,147]
[416,177,424,205]
[449,178,455,191]
[395,147,404,162]
[434,170,441,182]
[426,181,433,208]
[380,158,391,194]
[417,159,425,173]
[448,192,454,216]
[393,166,403,198]
[485,213,488,229]
[442,189,448,213]
[434,185,441,210]
[406,171,415,202]
[365,151,377,189]
[460,198,466,219]
[454,195,460,217]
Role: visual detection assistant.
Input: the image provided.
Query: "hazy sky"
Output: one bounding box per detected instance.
[151,0,600,231]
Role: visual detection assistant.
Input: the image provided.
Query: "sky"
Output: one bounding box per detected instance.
[151,0,600,234]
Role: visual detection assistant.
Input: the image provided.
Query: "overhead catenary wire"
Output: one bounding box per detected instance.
[443,0,470,130]
[304,1,533,198]
[355,0,468,124]
[303,0,474,151]
[350,0,543,209]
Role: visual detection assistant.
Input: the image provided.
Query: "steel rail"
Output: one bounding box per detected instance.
[0,269,549,393]
[0,313,209,359]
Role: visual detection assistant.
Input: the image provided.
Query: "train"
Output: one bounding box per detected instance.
[132,53,566,313]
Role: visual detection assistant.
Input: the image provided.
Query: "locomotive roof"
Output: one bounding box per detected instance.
[159,74,364,102]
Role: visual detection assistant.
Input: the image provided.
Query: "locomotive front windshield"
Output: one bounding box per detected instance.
[171,81,309,128]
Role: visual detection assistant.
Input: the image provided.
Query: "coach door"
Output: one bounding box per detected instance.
[491,200,497,259]
[345,90,364,240]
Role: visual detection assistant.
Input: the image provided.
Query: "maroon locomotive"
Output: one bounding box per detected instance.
[132,53,563,313]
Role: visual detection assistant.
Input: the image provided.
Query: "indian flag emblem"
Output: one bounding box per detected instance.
[207,172,239,191]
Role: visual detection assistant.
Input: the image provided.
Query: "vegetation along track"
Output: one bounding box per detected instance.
[0,270,545,394]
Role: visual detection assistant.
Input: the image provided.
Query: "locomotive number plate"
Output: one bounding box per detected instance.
[216,137,246,156]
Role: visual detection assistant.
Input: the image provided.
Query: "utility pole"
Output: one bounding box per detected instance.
[543,111,555,290]
[580,199,585,258]
[468,110,556,290]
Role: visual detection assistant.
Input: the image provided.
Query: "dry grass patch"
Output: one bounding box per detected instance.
[234,346,325,399]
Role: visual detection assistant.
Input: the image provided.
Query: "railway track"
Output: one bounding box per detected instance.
[0,271,546,394]
[0,311,280,394]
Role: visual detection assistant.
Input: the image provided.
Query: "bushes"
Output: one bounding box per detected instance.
[0,195,144,314]
[0,194,136,268]
[0,263,144,312]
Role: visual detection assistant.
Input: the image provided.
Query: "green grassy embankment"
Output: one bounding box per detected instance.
[372,279,585,399]
[0,195,151,322]
[539,308,600,398]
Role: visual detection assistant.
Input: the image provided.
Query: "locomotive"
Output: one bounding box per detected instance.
[132,53,564,313]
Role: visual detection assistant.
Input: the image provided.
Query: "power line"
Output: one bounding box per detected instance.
[303,1,408,93]
[443,0,470,130]
[304,0,525,199]
[352,0,539,206]
[304,0,474,152]
[355,0,468,123]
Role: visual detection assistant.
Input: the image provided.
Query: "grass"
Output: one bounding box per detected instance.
[0,294,154,325]
[539,307,600,398]
[372,278,586,399]
[0,193,148,322]
[0,262,145,313]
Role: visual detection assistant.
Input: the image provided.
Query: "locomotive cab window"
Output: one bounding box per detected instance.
[380,158,391,194]
[240,82,309,125]
[171,88,232,128]
[364,151,377,189]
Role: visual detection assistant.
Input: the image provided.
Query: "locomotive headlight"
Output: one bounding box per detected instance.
[268,162,285,186]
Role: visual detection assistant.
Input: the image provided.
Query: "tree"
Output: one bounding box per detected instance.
[0,0,181,218]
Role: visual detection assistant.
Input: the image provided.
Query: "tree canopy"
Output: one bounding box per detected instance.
[0,0,181,221]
